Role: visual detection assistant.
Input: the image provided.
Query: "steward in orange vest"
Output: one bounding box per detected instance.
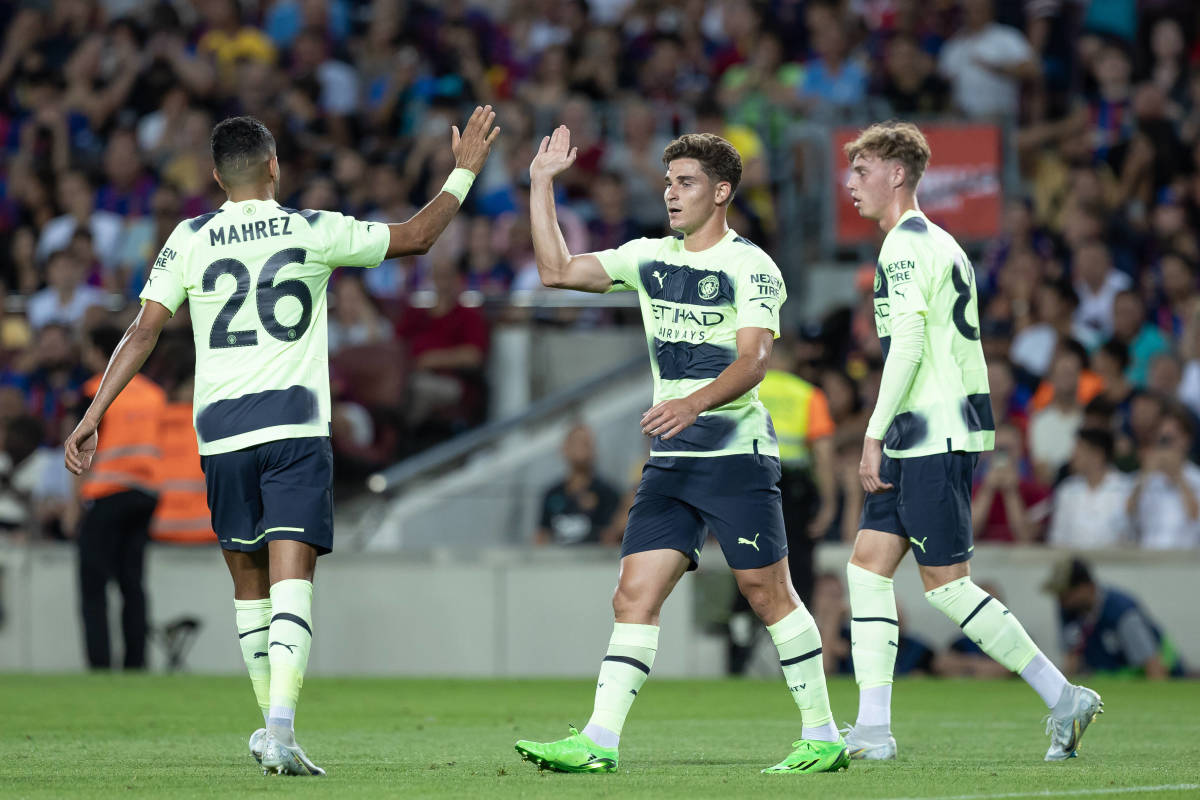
[152,375,216,545]
[78,325,165,670]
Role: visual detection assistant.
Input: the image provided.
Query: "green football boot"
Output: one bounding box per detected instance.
[514,726,618,773]
[762,737,851,774]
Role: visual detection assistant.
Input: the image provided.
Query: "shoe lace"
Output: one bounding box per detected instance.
[789,740,815,753]
[1042,714,1057,737]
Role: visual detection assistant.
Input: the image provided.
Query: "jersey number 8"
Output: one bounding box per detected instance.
[203,247,313,349]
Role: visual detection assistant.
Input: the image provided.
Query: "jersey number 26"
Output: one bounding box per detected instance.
[203,247,313,349]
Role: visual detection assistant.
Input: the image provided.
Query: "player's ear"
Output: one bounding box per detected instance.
[715,180,732,206]
[212,168,226,192]
[268,155,279,181]
[892,163,906,190]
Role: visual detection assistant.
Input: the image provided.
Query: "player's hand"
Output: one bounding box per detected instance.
[530,125,578,185]
[451,105,500,175]
[641,398,700,441]
[64,417,99,475]
[859,436,894,494]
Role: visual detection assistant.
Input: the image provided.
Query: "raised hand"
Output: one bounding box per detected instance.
[530,125,578,185]
[452,105,501,175]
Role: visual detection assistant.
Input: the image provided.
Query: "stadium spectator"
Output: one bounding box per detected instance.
[877,35,951,116]
[327,272,394,356]
[395,260,489,435]
[1,323,89,444]
[798,3,869,115]
[1091,340,1135,414]
[1127,403,1200,549]
[1109,289,1171,388]
[1029,346,1088,483]
[938,0,1038,119]
[1045,557,1183,678]
[534,423,619,546]
[0,415,47,536]
[1010,281,1088,381]
[1071,239,1130,340]
[972,422,1051,544]
[1047,428,1134,548]
[36,171,123,272]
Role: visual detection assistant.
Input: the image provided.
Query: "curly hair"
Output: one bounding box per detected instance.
[662,133,742,196]
[843,121,931,188]
[211,116,276,185]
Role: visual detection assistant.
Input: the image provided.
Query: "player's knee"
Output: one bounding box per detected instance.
[611,581,657,623]
[737,578,786,623]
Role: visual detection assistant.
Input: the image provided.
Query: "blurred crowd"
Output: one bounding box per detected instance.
[0,0,1199,543]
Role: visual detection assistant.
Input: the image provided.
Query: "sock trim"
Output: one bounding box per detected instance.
[271,612,312,636]
[610,622,659,649]
[960,596,993,629]
[851,616,898,625]
[602,654,650,674]
[780,646,822,666]
[766,606,816,644]
[238,625,270,639]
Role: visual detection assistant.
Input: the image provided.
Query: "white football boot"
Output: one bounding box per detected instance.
[249,728,267,764]
[1044,684,1103,761]
[841,724,898,760]
[261,731,326,776]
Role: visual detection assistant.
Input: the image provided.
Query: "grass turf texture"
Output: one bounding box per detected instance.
[2,675,1198,799]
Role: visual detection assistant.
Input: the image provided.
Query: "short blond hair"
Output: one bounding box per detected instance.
[843,121,931,188]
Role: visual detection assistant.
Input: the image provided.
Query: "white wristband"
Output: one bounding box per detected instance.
[441,168,476,205]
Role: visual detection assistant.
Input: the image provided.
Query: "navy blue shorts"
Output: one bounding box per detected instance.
[859,451,979,566]
[622,454,786,571]
[200,436,334,556]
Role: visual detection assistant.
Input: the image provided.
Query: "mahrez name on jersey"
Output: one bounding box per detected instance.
[209,216,295,247]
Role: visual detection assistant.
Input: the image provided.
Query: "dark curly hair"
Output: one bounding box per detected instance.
[662,133,742,198]
[211,116,276,185]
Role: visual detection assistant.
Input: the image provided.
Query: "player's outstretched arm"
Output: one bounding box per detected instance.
[529,125,613,293]
[641,327,774,440]
[385,105,500,259]
[64,300,171,475]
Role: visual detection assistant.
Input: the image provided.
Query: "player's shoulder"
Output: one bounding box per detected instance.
[181,208,226,236]
[726,232,780,274]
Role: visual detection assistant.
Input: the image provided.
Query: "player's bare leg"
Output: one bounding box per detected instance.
[843,529,908,758]
[223,549,272,763]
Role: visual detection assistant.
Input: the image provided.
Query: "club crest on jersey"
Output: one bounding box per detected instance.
[698,275,719,300]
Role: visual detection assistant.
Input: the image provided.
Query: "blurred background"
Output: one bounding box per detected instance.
[0,0,1196,680]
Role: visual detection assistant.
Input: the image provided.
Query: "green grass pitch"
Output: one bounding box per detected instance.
[2,674,1198,799]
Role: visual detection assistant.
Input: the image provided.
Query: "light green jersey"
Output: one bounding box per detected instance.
[872,210,994,458]
[140,199,389,455]
[597,228,785,458]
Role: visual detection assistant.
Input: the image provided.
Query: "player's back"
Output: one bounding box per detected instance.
[874,211,992,457]
[141,198,389,455]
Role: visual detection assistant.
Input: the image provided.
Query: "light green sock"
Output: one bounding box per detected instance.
[234,598,272,724]
[767,605,836,738]
[847,562,898,728]
[925,577,1039,673]
[267,579,314,744]
[583,622,658,746]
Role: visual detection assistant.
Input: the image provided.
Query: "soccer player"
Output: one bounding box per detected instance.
[64,108,499,775]
[839,121,1101,762]
[513,127,848,775]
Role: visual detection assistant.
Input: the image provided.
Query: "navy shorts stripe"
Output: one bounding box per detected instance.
[603,654,651,674]
[196,385,319,443]
[271,612,312,637]
[238,625,270,639]
[654,339,735,381]
[780,647,822,666]
[852,616,899,626]
[960,596,993,629]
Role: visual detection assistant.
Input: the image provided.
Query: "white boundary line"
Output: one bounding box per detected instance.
[880,784,1200,800]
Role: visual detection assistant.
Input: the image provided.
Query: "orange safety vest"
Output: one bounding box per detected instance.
[151,402,216,545]
[81,373,166,500]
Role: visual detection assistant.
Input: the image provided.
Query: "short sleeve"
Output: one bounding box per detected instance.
[594,239,646,293]
[878,229,929,317]
[139,221,190,315]
[735,256,786,335]
[316,211,390,268]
